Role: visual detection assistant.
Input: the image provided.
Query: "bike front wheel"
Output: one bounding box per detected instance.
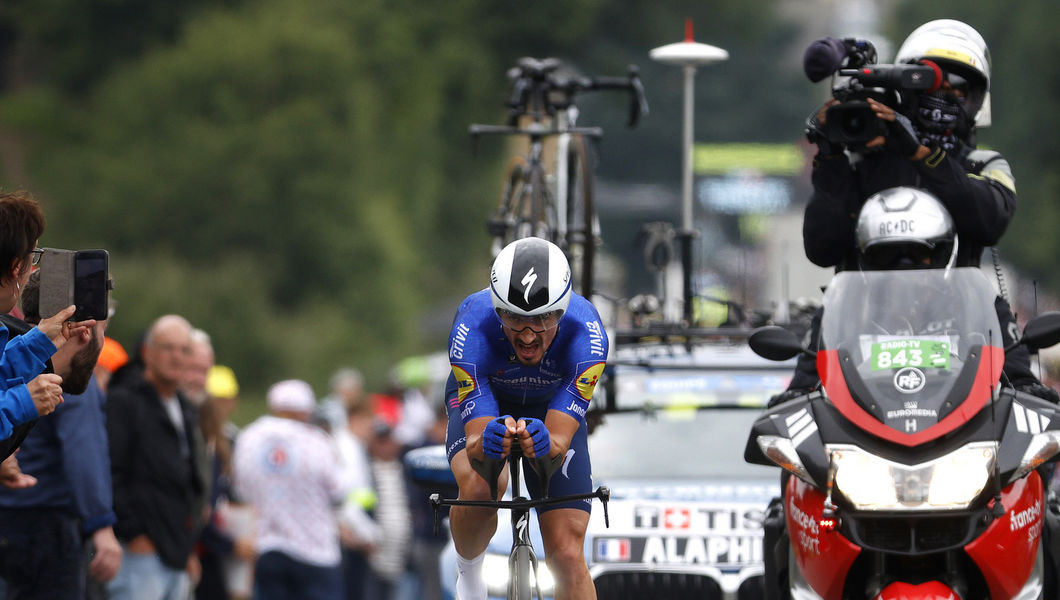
[508,545,535,600]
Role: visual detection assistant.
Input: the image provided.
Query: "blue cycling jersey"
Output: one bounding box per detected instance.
[445,289,608,424]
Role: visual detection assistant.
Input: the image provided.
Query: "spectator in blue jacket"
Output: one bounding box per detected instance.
[0,191,95,456]
[0,270,121,598]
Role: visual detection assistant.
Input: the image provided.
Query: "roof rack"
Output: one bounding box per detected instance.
[614,324,757,345]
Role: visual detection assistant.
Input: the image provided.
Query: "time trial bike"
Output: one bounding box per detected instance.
[430,431,611,600]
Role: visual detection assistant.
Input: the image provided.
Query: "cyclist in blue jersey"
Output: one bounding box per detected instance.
[444,237,607,600]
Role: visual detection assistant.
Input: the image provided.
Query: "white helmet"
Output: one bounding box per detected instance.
[894,19,991,127]
[490,237,571,330]
[855,187,957,270]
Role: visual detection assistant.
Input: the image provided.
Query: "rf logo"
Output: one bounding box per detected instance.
[894,367,926,394]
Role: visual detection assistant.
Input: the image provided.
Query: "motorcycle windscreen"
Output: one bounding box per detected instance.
[819,268,1004,440]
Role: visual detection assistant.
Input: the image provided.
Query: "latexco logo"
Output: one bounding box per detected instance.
[893,367,926,394]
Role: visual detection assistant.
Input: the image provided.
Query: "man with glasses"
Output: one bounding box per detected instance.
[443,237,607,600]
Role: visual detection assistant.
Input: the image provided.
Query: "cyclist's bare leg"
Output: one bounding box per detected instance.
[539,507,595,600]
[449,447,509,558]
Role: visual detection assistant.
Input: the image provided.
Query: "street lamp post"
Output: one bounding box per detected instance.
[650,19,728,323]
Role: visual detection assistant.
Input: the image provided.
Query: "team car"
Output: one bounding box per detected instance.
[407,327,795,599]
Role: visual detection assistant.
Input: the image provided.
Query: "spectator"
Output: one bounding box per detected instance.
[318,367,366,434]
[366,420,413,600]
[180,327,215,543]
[390,357,438,448]
[0,270,121,598]
[183,328,214,407]
[106,314,207,600]
[334,390,381,599]
[0,191,91,455]
[196,365,254,600]
[403,401,452,600]
[234,379,350,600]
[95,336,129,393]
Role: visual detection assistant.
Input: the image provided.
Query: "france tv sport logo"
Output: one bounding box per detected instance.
[596,538,631,562]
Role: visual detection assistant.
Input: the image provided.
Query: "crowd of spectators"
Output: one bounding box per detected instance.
[0,189,453,600]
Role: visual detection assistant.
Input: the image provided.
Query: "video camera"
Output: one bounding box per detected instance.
[803,37,941,146]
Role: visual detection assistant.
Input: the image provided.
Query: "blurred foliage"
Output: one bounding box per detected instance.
[0,0,802,397]
[889,1,1060,290]
[9,0,1053,401]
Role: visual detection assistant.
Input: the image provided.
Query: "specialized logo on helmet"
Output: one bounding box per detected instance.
[575,362,606,401]
[507,242,550,311]
[521,267,538,304]
[894,367,926,394]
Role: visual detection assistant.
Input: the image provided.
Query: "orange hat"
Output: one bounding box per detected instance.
[97,337,129,374]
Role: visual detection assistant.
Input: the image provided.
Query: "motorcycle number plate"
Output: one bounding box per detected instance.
[870,338,950,371]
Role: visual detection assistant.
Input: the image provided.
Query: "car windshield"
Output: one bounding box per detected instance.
[589,408,777,480]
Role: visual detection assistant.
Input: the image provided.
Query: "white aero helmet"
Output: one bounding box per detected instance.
[490,237,572,331]
[894,19,991,126]
[855,187,957,270]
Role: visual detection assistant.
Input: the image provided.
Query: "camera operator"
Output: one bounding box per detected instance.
[787,19,1054,403]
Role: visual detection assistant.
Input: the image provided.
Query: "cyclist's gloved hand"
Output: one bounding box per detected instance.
[482,416,514,459]
[519,417,551,458]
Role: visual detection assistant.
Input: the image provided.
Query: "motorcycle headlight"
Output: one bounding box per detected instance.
[483,552,555,597]
[828,442,996,510]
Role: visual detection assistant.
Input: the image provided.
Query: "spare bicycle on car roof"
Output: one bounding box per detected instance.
[471,57,648,299]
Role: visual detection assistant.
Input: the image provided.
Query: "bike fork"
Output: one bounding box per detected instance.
[510,508,543,600]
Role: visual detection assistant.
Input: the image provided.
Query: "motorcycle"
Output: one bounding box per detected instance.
[744,266,1060,599]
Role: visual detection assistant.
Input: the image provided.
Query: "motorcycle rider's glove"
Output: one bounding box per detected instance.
[768,388,811,408]
[805,108,844,158]
[1016,382,1060,405]
[885,112,924,158]
[519,417,551,458]
[482,415,514,459]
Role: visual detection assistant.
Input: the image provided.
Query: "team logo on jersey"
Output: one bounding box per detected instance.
[575,362,606,401]
[452,364,477,403]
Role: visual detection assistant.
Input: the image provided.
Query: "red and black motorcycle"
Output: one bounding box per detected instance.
[745,267,1060,599]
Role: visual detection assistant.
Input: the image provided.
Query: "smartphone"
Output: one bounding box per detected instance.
[73,250,109,321]
[38,248,110,321]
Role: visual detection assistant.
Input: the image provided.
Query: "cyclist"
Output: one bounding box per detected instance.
[444,237,607,600]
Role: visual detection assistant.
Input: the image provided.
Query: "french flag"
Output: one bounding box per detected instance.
[596,538,631,562]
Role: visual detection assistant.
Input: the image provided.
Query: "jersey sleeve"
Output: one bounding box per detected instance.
[549,298,609,421]
[447,292,500,425]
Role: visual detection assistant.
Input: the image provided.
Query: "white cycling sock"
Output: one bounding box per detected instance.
[455,551,487,600]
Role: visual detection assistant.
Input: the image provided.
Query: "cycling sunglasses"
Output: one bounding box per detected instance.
[495,308,563,333]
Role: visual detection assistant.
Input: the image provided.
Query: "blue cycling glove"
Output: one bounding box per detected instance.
[520,417,551,458]
[482,416,513,459]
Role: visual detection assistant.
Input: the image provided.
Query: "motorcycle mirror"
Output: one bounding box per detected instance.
[1019,311,1060,352]
[749,326,815,361]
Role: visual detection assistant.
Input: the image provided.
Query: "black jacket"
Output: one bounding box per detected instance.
[106,372,204,569]
[803,145,1017,271]
[789,143,1038,394]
